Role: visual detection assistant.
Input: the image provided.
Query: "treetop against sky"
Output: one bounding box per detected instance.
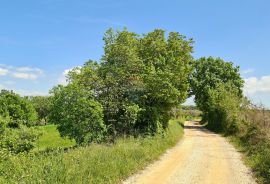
[0,0,269,107]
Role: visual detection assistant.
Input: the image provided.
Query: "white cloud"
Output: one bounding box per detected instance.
[0,64,43,80]
[12,72,39,80]
[0,68,9,76]
[244,75,270,95]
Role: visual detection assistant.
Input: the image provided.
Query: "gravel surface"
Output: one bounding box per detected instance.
[122,121,256,184]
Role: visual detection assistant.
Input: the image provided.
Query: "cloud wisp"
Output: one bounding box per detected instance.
[0,68,9,76]
[0,65,43,80]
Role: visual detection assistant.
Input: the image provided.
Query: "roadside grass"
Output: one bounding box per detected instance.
[228,136,270,184]
[35,124,76,150]
[0,119,184,184]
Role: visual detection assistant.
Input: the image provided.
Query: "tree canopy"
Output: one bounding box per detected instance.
[189,57,244,131]
[189,57,244,112]
[50,28,194,142]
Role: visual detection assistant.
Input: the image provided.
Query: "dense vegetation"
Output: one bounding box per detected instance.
[233,103,270,183]
[0,119,183,184]
[0,90,40,153]
[49,28,193,143]
[27,96,52,124]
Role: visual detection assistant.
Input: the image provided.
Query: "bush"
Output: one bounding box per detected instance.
[49,84,107,144]
[0,126,41,154]
[252,147,270,183]
[231,101,270,183]
[0,91,41,154]
[0,116,40,154]
[205,83,241,134]
[0,90,38,127]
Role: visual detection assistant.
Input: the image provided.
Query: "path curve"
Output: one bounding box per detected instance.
[123,121,256,184]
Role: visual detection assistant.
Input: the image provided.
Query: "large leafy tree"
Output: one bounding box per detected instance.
[189,57,244,122]
[137,30,193,132]
[67,28,193,136]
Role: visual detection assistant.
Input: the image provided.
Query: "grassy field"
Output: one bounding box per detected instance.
[0,119,184,184]
[35,124,76,150]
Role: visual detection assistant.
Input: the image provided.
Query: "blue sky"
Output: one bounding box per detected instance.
[0,0,270,107]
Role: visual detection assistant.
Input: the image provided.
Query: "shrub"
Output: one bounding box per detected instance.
[0,90,38,127]
[49,84,107,144]
[0,126,41,153]
[206,83,241,134]
[0,116,40,154]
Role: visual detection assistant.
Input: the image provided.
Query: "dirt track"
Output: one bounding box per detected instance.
[123,121,256,184]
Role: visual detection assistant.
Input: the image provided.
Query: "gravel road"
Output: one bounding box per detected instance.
[123,121,256,184]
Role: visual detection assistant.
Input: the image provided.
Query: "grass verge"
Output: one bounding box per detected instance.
[228,136,270,184]
[0,119,184,184]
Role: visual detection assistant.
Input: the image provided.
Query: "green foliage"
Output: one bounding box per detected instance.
[206,83,241,133]
[0,91,40,153]
[252,147,270,183]
[27,96,52,123]
[49,84,106,144]
[190,57,244,117]
[0,126,40,154]
[0,90,38,127]
[190,57,243,132]
[0,119,183,184]
[68,28,193,137]
[35,124,75,151]
[231,102,270,183]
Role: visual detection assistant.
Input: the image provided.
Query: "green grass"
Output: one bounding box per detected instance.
[0,119,184,184]
[35,124,76,150]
